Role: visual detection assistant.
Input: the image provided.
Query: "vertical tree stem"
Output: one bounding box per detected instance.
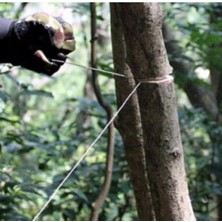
[89,3,115,221]
[110,3,155,220]
[118,3,196,220]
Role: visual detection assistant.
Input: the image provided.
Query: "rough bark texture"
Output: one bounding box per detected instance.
[119,3,172,80]
[110,4,154,220]
[118,3,196,220]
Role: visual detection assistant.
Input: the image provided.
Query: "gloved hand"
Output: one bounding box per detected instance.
[0,12,75,75]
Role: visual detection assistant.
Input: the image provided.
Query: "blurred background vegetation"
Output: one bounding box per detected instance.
[0,2,222,220]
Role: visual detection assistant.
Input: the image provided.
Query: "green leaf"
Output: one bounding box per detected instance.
[0,91,8,103]
[72,189,88,202]
[0,116,20,124]
[20,90,54,98]
[96,15,104,21]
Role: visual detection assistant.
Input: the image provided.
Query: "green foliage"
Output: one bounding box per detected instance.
[179,108,222,220]
[0,67,135,220]
[0,3,14,17]
[165,2,222,220]
[0,2,136,221]
[1,2,222,221]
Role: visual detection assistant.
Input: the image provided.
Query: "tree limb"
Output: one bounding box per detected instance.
[89,3,115,221]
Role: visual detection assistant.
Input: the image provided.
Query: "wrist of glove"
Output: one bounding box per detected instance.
[0,12,75,75]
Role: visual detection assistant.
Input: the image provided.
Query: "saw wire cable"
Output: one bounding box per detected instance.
[51,58,127,78]
[32,81,141,221]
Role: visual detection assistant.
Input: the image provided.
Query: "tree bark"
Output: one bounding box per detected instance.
[110,4,155,220]
[117,3,196,220]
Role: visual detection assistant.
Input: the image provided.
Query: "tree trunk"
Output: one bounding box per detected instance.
[116,3,196,220]
[110,4,154,220]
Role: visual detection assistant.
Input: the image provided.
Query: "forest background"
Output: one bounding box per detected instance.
[0,2,222,221]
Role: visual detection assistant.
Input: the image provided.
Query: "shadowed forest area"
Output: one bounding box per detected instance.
[0,2,222,221]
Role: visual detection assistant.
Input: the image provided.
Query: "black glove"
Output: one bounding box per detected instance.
[0,12,75,75]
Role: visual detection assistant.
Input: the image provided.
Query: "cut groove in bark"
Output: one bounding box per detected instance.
[118,3,196,220]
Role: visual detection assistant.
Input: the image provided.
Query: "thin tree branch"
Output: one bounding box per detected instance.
[14,3,28,19]
[89,3,115,221]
